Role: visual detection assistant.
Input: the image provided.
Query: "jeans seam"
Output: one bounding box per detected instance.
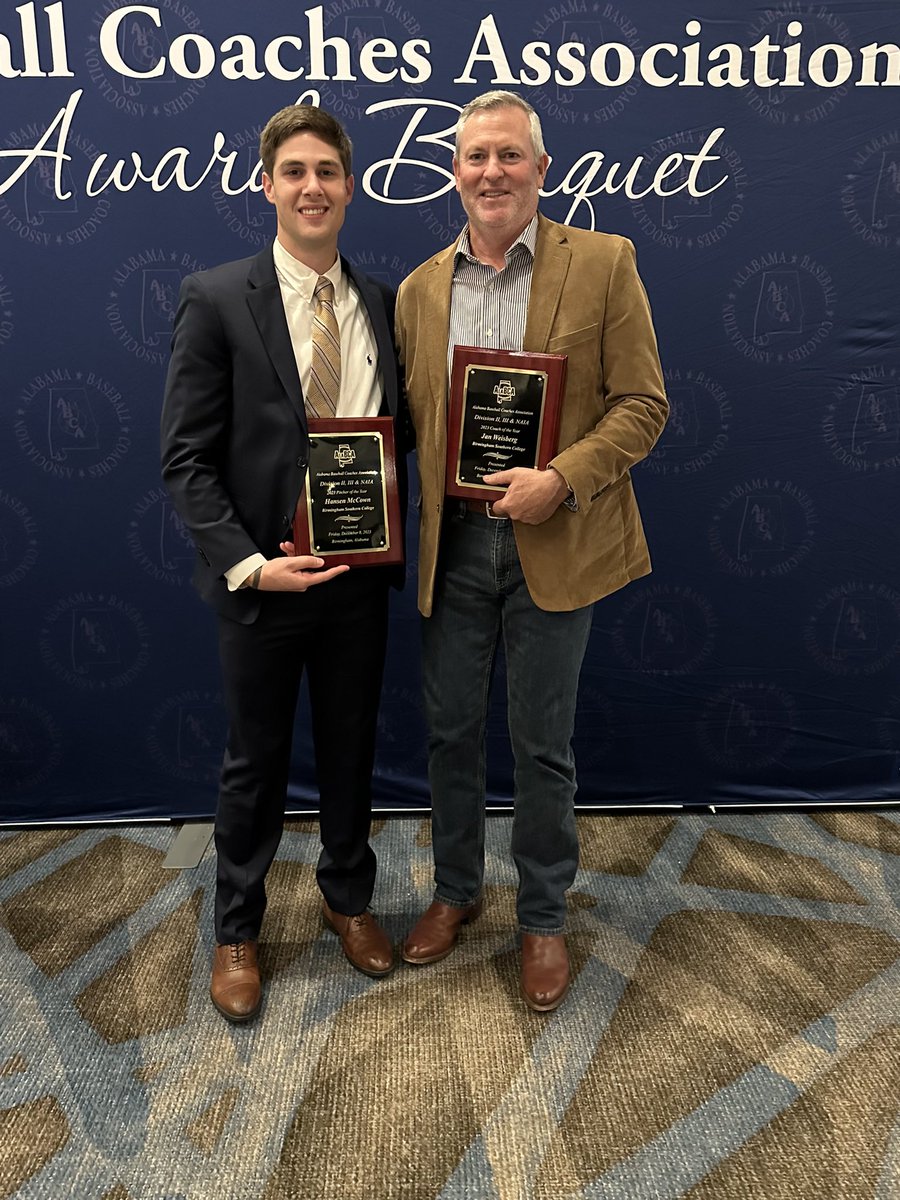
[492,521,512,592]
[467,630,497,887]
[475,628,497,801]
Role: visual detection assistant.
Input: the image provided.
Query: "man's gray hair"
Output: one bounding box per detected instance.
[455,90,546,161]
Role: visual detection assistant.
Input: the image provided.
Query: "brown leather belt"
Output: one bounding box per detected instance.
[459,498,509,520]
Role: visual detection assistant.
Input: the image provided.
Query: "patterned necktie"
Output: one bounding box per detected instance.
[306,275,340,418]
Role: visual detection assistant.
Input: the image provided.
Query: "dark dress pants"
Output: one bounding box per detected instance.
[213,570,389,943]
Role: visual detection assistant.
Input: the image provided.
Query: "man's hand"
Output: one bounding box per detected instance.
[243,542,350,592]
[482,467,570,525]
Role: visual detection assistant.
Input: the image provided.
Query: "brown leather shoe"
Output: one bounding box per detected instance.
[520,933,570,1012]
[401,897,484,965]
[322,902,394,977]
[210,941,261,1023]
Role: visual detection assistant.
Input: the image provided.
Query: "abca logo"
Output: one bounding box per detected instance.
[631,129,747,252]
[709,478,817,579]
[644,367,730,477]
[612,583,717,676]
[107,250,204,367]
[13,369,131,481]
[805,582,900,676]
[0,491,39,588]
[39,592,151,691]
[722,251,836,365]
[823,365,900,473]
[524,2,643,126]
[841,132,900,250]
[147,690,225,783]
[86,0,207,120]
[128,488,193,586]
[0,121,112,247]
[0,698,62,792]
[698,683,798,769]
[211,124,269,249]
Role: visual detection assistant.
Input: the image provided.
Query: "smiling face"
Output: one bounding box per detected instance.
[262,131,354,273]
[453,105,549,256]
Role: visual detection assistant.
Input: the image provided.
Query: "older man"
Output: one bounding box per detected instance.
[396,90,667,1011]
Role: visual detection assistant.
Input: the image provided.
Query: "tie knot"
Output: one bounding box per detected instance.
[314,276,334,304]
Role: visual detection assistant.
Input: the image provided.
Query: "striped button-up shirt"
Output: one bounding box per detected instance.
[448,215,538,377]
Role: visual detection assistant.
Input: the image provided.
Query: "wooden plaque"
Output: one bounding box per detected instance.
[293,416,403,567]
[446,345,567,501]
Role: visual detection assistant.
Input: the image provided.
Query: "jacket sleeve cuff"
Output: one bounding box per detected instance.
[225,553,267,592]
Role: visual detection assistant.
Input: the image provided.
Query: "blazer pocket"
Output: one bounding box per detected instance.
[547,324,599,353]
[590,472,629,503]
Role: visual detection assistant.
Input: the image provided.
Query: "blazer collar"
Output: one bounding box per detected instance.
[245,245,304,425]
[246,242,279,290]
[524,213,571,352]
[422,242,456,409]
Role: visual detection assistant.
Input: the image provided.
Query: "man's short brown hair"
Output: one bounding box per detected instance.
[259,105,353,180]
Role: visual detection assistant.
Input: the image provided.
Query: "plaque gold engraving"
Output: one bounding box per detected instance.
[446,346,567,501]
[293,416,403,567]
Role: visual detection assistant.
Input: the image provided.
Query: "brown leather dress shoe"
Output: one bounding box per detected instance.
[401,897,484,965]
[210,940,261,1023]
[520,933,570,1012]
[322,902,395,977]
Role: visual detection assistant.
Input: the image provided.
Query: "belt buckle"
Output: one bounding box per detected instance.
[484,500,506,520]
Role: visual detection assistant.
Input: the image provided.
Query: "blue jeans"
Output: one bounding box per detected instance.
[421,505,594,933]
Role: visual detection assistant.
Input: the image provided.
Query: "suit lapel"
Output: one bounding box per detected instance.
[524,216,570,352]
[424,248,455,453]
[245,246,306,428]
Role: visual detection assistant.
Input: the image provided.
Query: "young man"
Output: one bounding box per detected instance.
[161,105,406,1022]
[396,91,667,1012]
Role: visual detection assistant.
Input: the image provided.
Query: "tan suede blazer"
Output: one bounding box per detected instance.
[396,214,668,615]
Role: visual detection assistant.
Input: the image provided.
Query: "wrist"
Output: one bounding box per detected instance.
[239,564,265,590]
[548,466,575,508]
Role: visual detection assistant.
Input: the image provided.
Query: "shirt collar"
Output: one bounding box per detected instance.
[273,238,343,302]
[454,213,538,269]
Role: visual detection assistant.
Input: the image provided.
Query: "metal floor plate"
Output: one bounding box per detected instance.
[163,822,214,869]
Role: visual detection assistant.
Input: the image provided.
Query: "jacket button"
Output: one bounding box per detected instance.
[297,457,305,468]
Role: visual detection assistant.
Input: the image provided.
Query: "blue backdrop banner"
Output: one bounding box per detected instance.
[2,0,899,821]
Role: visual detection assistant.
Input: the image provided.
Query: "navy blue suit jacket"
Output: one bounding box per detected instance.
[161,244,407,623]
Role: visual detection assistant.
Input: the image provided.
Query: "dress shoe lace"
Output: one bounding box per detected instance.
[228,943,246,966]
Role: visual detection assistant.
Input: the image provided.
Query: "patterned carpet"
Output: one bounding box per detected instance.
[1,811,898,1200]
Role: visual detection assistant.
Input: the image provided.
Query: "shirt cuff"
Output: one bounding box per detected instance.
[225,553,267,592]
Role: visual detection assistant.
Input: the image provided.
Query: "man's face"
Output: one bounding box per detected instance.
[262,131,353,266]
[453,106,548,245]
